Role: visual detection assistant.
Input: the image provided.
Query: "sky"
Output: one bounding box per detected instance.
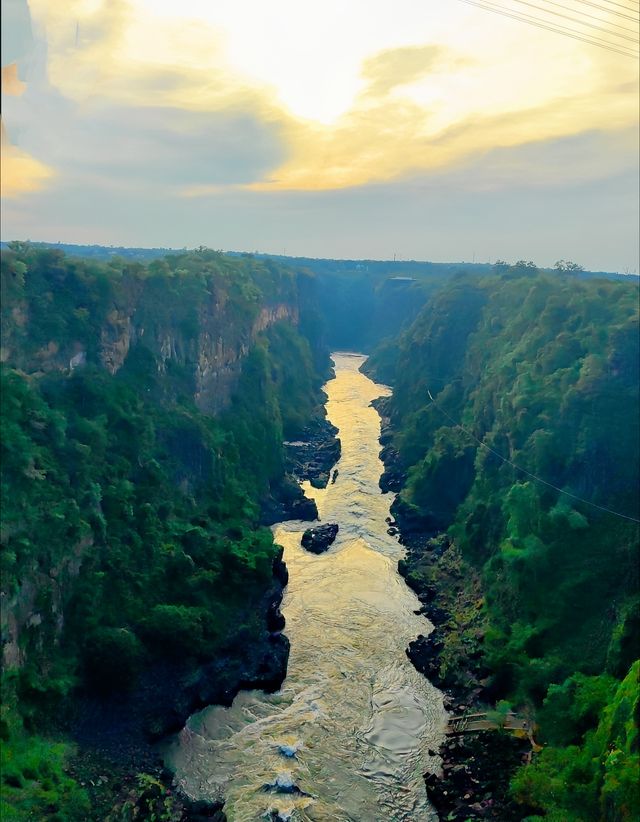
[1,0,638,271]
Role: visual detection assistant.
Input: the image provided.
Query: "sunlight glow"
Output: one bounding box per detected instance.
[12,0,640,192]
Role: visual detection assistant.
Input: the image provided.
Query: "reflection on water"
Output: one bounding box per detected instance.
[166,354,446,821]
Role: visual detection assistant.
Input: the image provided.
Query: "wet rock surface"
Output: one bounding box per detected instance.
[425,732,530,821]
[262,771,311,797]
[301,523,339,554]
[284,419,341,489]
[371,399,407,494]
[70,549,291,775]
[261,418,340,525]
[261,477,318,525]
[406,632,445,682]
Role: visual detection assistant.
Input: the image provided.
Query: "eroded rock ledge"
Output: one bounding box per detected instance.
[262,418,341,525]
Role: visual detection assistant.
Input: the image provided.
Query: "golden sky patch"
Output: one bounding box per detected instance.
[2,64,27,96]
[1,122,55,197]
[16,0,640,192]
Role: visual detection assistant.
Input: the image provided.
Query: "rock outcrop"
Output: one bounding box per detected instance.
[301,524,339,554]
[284,419,341,489]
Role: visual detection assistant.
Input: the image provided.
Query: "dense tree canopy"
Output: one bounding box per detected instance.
[369,264,640,819]
[0,245,328,820]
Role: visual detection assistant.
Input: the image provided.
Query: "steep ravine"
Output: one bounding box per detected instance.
[0,245,335,821]
[166,354,447,821]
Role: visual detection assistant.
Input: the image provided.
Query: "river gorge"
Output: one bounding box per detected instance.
[166,353,446,821]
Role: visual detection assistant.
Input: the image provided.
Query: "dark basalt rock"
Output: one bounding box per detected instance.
[267,602,286,632]
[272,548,289,586]
[288,495,319,521]
[69,552,291,765]
[301,523,339,554]
[262,415,341,524]
[372,395,531,822]
[181,797,227,821]
[424,731,530,821]
[309,471,330,489]
[284,419,341,489]
[406,632,445,682]
[378,444,406,493]
[390,495,439,537]
[261,479,318,525]
[423,604,451,626]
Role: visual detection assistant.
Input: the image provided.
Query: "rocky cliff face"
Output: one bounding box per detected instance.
[0,536,93,669]
[96,296,300,414]
[0,284,302,667]
[1,248,324,681]
[3,272,303,415]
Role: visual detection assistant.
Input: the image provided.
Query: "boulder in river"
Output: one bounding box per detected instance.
[301,524,339,554]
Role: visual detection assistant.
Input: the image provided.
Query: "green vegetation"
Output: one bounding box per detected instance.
[371,263,640,819]
[2,242,637,819]
[1,679,90,822]
[0,243,328,819]
[512,663,639,821]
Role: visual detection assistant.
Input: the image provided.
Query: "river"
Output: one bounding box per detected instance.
[166,353,446,821]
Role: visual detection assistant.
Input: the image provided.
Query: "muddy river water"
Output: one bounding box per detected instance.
[166,353,446,821]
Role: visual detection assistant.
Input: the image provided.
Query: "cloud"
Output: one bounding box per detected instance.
[427,126,639,192]
[1,121,55,196]
[3,155,637,272]
[361,44,455,97]
[1,0,637,274]
[0,0,292,203]
[2,2,287,195]
[19,0,639,194]
[245,74,638,191]
[4,87,286,189]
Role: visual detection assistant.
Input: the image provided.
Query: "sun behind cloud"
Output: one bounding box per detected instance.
[4,0,640,198]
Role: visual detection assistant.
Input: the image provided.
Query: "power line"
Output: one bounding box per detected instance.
[583,0,640,19]
[593,0,638,8]
[456,0,639,56]
[526,0,640,36]
[426,390,640,524]
[459,0,638,52]
[577,0,640,22]
[508,0,639,41]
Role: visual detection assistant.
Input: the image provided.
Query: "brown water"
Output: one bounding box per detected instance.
[166,353,446,821]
